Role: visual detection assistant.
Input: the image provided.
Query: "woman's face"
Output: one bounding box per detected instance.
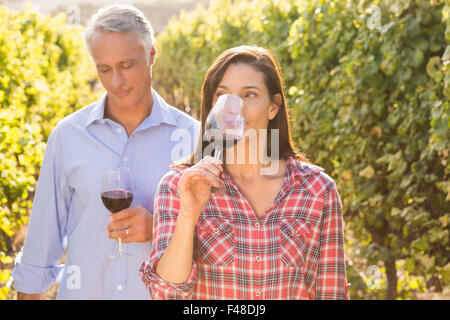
[212,63,281,133]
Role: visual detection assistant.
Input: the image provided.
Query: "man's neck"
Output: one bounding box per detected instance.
[104,93,153,137]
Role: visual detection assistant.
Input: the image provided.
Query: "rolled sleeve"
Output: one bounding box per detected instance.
[11,256,64,294]
[139,259,197,300]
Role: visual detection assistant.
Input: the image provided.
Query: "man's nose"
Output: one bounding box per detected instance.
[111,69,125,88]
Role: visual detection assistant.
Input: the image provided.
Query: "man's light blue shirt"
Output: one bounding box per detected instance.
[11,89,200,299]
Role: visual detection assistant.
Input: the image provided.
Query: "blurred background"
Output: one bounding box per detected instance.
[0,0,449,300]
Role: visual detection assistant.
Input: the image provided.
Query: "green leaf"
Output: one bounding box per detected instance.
[359,165,375,179]
[426,56,443,82]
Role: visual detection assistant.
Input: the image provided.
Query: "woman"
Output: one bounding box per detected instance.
[139,45,350,300]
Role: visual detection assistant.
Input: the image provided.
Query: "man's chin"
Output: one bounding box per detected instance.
[109,95,139,109]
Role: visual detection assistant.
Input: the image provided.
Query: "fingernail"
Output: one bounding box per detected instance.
[109,216,113,223]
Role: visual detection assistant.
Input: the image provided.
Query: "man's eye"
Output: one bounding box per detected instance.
[121,64,133,69]
[244,92,257,98]
[98,68,109,73]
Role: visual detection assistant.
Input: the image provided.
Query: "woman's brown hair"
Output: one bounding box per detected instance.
[176,45,309,167]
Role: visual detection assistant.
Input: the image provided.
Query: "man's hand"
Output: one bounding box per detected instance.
[17,292,43,300]
[107,206,153,243]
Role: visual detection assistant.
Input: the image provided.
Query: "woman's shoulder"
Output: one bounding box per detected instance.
[287,156,338,197]
[158,164,189,192]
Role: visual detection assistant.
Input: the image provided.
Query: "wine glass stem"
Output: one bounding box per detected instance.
[214,146,222,160]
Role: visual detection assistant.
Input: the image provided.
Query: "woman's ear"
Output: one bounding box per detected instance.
[268,93,282,120]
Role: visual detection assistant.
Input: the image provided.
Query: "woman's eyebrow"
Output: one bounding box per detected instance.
[243,85,262,90]
[217,85,262,90]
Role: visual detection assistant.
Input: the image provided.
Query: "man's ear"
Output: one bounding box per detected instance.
[268,93,282,120]
[149,46,157,66]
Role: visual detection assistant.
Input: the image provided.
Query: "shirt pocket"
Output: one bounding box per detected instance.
[279,218,311,267]
[196,218,234,267]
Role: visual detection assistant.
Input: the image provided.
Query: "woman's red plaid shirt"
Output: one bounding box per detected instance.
[140,156,350,300]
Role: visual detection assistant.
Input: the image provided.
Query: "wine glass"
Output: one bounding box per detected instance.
[204,94,245,192]
[101,167,133,259]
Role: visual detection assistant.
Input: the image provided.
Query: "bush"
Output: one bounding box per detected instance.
[0,5,97,299]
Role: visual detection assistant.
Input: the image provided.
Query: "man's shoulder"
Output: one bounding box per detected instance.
[166,104,200,129]
[54,101,98,132]
[155,91,199,129]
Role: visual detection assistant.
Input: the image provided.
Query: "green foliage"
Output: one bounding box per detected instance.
[153,0,300,115]
[153,0,449,299]
[0,5,97,299]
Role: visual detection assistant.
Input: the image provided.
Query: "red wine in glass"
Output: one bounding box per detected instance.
[101,190,133,213]
[101,167,133,259]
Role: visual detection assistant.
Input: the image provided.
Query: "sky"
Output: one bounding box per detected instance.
[2,0,195,13]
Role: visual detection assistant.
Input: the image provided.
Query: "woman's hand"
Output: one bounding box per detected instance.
[178,156,224,221]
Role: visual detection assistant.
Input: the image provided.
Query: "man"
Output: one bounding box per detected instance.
[11,5,199,299]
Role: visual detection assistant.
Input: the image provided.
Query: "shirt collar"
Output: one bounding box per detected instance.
[285,156,324,182]
[85,89,177,128]
[85,92,107,127]
[216,156,324,205]
[146,89,177,127]
[220,156,324,187]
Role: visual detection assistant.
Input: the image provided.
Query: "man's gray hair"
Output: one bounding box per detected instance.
[84,4,155,61]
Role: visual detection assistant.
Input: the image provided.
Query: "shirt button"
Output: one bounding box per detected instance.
[116,127,122,133]
[255,290,261,297]
[292,229,298,236]
[255,256,262,262]
[255,222,260,228]
[213,228,220,234]
[123,157,128,162]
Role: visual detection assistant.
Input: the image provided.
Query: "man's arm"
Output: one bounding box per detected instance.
[11,127,70,298]
[17,292,43,300]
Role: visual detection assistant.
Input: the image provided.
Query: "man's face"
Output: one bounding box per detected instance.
[90,30,155,110]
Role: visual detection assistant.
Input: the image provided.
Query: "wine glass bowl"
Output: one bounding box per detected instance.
[101,167,133,259]
[204,94,245,159]
[204,94,245,193]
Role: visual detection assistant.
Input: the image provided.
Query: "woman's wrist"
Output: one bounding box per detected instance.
[177,206,201,227]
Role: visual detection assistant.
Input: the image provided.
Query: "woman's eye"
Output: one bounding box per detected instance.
[244,92,257,98]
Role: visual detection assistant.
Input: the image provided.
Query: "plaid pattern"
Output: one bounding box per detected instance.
[139,156,350,300]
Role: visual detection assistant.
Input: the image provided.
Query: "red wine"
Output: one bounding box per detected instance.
[101,190,133,213]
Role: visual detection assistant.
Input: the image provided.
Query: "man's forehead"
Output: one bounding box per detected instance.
[90,30,144,64]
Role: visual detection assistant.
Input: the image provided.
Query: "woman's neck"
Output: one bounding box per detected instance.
[224,141,286,181]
